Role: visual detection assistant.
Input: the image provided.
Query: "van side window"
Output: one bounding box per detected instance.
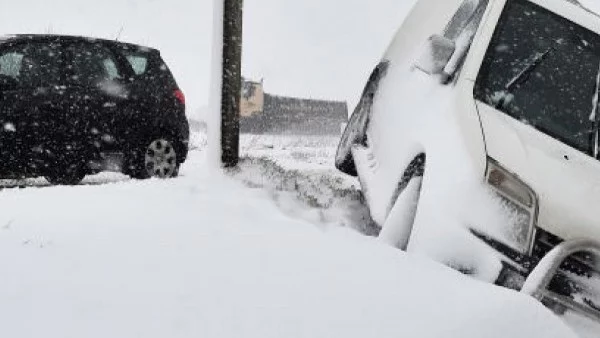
[444,0,489,40]
[474,0,600,153]
[440,0,490,80]
[0,42,61,89]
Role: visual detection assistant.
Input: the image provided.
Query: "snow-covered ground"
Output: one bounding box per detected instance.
[236,135,374,235]
[0,135,597,337]
[2,0,599,336]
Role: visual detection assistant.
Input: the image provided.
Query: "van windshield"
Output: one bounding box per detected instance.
[475,0,600,153]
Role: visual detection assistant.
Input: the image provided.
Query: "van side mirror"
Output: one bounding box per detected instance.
[414,35,456,75]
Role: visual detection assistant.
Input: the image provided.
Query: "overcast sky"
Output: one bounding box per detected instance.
[242,0,414,105]
[0,0,415,116]
[4,0,600,116]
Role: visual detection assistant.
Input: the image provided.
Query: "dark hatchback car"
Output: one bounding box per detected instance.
[0,34,189,185]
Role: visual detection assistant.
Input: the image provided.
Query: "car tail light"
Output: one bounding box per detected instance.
[174,89,186,105]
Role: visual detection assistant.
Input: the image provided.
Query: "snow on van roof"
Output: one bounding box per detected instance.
[571,0,600,16]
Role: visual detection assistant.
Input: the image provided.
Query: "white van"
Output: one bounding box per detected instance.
[336,0,600,318]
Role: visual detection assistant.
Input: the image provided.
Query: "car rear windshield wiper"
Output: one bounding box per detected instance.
[505,48,553,92]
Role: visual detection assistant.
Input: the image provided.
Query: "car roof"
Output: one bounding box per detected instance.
[0,34,158,53]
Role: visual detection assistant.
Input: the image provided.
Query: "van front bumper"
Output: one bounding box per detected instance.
[470,228,597,293]
[470,228,600,320]
[474,228,600,321]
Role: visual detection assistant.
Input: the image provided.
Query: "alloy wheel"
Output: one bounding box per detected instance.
[144,139,178,178]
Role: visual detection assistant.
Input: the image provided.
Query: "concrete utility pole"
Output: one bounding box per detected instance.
[211,0,243,168]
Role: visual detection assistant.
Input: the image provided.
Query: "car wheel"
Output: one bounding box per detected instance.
[128,137,179,180]
[45,163,86,186]
[378,154,425,250]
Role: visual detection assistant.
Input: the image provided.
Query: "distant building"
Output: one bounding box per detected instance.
[241,79,265,118]
[240,78,348,135]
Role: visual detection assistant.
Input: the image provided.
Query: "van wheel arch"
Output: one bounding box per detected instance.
[378,153,426,250]
[389,153,426,207]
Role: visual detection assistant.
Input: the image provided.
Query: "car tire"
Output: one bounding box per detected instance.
[127,136,180,180]
[378,154,425,250]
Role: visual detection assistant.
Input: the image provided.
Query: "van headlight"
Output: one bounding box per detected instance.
[486,158,538,254]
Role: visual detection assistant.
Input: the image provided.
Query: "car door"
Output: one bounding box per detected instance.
[111,46,157,146]
[0,40,65,176]
[63,41,133,159]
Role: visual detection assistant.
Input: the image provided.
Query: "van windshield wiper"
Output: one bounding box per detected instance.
[505,48,553,92]
[590,61,600,157]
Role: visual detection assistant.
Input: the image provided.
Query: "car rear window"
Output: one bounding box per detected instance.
[117,46,178,90]
[123,52,149,75]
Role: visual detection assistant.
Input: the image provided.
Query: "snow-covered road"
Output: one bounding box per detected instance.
[0,140,594,337]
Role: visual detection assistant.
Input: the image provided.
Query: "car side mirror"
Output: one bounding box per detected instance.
[414,35,456,76]
[0,75,18,92]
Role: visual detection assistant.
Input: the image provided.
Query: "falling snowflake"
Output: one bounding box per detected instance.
[3,123,16,132]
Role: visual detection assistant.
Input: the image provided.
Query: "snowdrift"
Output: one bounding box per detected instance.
[0,150,580,338]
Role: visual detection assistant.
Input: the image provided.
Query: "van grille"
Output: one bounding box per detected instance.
[533,229,597,276]
[533,228,600,312]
